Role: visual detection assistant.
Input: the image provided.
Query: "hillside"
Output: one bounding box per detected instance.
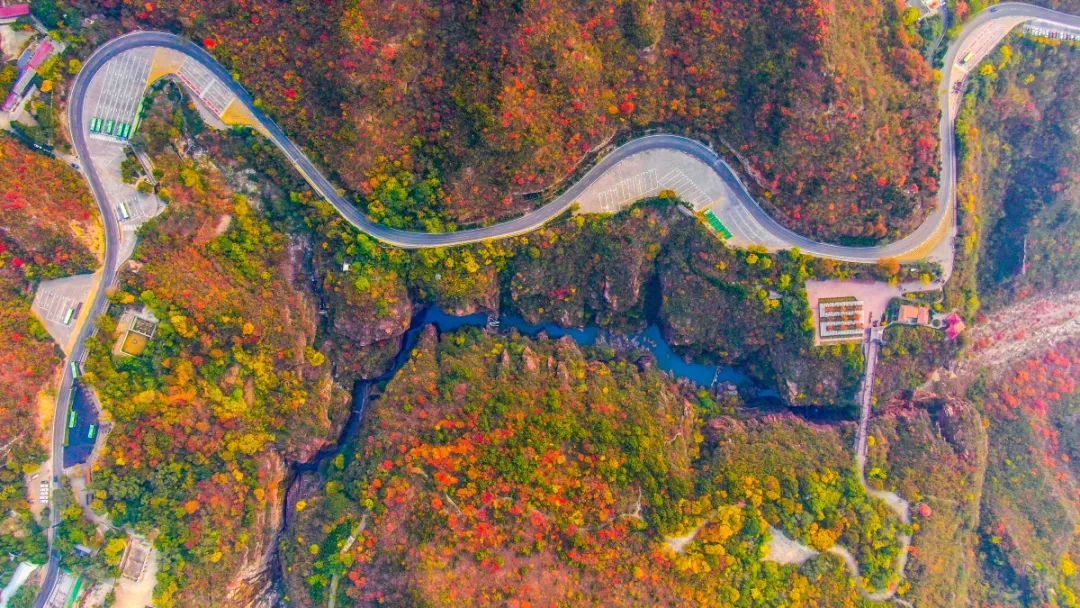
[950,36,1080,318]
[81,85,350,605]
[88,0,937,242]
[0,135,98,582]
[281,328,906,607]
[965,341,1080,605]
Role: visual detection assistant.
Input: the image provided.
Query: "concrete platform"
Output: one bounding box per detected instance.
[31,273,97,353]
[571,147,791,251]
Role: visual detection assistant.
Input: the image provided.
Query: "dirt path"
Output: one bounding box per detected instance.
[761,337,912,600]
[852,338,913,601]
[763,527,819,565]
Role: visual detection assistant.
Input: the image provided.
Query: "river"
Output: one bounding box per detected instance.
[274,306,864,599]
[292,306,759,477]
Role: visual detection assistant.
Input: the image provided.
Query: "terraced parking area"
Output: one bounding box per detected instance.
[175,56,237,115]
[87,50,151,142]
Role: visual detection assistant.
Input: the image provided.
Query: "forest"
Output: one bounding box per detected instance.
[42,11,1080,604]
[82,0,939,243]
[865,31,1080,606]
[59,75,900,604]
[282,328,906,607]
[80,85,351,605]
[968,341,1080,605]
[949,36,1080,319]
[218,116,873,407]
[0,134,99,581]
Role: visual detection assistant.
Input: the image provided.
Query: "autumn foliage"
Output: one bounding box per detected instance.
[98,0,937,241]
[82,93,349,607]
[283,329,906,606]
[0,136,98,513]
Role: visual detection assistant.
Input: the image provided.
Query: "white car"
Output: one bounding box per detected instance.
[38,480,49,503]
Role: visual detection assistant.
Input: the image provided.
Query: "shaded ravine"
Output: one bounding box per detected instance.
[275,309,912,604]
[271,309,769,601]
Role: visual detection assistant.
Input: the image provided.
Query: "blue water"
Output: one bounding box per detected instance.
[412,307,749,389]
[64,384,99,467]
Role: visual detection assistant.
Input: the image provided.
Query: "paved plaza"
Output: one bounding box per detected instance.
[572,147,791,249]
[31,274,97,353]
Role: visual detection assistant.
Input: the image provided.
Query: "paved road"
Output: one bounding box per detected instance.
[35,3,1080,605]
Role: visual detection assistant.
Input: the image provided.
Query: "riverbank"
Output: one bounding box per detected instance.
[270,306,904,604]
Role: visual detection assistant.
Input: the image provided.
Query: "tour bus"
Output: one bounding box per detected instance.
[960,51,974,65]
[62,306,75,325]
[69,360,80,379]
[90,118,102,133]
[117,123,128,138]
[118,200,131,220]
[67,409,77,429]
[104,120,114,135]
[87,424,96,440]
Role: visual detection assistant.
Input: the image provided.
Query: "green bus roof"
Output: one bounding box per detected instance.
[703,210,733,239]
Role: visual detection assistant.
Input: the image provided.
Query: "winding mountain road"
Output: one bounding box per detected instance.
[35,3,1080,605]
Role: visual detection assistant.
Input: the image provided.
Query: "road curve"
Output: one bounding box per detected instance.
[68,3,1080,255]
[36,3,1080,605]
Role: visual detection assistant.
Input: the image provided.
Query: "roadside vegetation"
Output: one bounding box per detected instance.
[869,33,1080,607]
[86,0,938,243]
[0,134,98,583]
[59,76,907,604]
[950,36,1080,319]
[41,12,1079,607]
[223,116,871,407]
[81,86,350,606]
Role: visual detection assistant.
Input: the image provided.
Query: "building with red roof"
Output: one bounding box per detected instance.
[0,3,30,23]
[25,39,56,71]
[945,312,966,340]
[3,37,62,115]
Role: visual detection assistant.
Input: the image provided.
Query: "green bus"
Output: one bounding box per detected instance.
[89,118,101,133]
[703,210,733,239]
[62,306,75,325]
[104,120,114,135]
[67,409,77,429]
[87,424,96,440]
[69,360,80,379]
[960,51,974,65]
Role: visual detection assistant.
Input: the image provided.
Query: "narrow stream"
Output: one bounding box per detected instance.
[274,306,848,599]
[290,306,762,481]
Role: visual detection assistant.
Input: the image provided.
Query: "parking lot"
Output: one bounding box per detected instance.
[33,289,78,326]
[175,56,236,115]
[575,148,729,214]
[87,49,152,142]
[568,146,799,249]
[589,169,659,212]
[31,274,97,352]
